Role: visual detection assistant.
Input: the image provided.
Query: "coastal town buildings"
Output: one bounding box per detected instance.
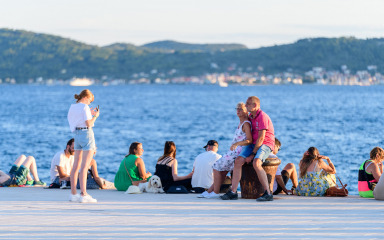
[1,66,384,86]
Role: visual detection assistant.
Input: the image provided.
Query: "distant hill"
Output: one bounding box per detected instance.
[142,40,247,52]
[0,28,384,82]
[103,43,141,51]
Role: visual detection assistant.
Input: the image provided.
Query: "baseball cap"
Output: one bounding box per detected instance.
[203,140,218,148]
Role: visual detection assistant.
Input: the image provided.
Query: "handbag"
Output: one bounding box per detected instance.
[325,175,348,197]
[126,185,141,194]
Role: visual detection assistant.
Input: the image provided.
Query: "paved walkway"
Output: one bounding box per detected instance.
[0,187,383,239]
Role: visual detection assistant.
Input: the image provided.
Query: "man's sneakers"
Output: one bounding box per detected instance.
[25,180,46,186]
[26,180,34,186]
[256,191,273,201]
[200,190,273,201]
[33,180,46,186]
[60,180,70,189]
[220,190,238,200]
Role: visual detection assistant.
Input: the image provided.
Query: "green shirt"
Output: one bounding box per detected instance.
[114,154,143,191]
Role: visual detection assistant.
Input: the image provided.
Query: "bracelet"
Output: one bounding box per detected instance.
[93,115,97,118]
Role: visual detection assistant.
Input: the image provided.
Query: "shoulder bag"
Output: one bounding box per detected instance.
[124,160,147,186]
[325,175,348,197]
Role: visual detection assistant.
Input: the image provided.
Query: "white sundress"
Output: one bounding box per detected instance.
[212,120,251,172]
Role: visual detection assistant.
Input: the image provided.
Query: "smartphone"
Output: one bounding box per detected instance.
[96,105,99,111]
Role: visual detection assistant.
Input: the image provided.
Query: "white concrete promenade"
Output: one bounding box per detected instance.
[0,187,383,239]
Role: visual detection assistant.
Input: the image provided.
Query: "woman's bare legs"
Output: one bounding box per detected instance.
[79,150,95,196]
[231,157,246,193]
[213,170,228,194]
[70,150,83,195]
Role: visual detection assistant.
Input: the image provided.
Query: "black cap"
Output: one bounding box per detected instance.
[203,140,218,148]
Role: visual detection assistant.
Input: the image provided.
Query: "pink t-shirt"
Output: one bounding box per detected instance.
[249,109,275,150]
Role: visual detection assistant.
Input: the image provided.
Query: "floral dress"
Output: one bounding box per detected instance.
[212,120,251,172]
[296,162,333,196]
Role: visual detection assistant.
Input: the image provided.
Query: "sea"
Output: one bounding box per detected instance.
[1,84,384,195]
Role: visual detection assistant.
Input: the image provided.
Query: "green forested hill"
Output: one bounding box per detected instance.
[142,40,247,52]
[0,29,384,82]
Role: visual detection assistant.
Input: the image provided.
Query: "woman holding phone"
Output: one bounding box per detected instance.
[67,89,100,203]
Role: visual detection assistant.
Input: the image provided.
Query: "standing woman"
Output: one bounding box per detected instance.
[67,89,99,203]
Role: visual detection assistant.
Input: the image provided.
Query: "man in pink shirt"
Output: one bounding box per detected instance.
[221,96,275,201]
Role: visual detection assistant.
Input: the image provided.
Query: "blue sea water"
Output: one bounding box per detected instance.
[1,84,384,195]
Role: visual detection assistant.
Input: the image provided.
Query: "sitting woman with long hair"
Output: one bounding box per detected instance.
[114,142,152,191]
[296,147,336,196]
[154,141,193,192]
[358,147,384,198]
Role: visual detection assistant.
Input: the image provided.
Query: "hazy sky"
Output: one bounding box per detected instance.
[1,0,384,48]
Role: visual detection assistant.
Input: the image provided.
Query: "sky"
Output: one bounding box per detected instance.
[1,0,384,49]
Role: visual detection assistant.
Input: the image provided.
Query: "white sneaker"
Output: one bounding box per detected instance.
[80,194,97,203]
[197,191,210,198]
[69,193,80,202]
[206,192,221,199]
[60,180,67,189]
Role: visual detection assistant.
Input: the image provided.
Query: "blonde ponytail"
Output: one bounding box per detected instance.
[74,89,94,103]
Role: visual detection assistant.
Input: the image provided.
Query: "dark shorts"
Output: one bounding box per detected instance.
[8,165,29,186]
[273,170,290,195]
[76,174,102,189]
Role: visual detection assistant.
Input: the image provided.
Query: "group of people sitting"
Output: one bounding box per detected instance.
[0,138,114,190]
[112,96,384,201]
[1,94,383,202]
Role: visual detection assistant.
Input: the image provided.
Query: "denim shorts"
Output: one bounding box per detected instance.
[74,128,96,151]
[239,144,272,162]
[239,144,255,158]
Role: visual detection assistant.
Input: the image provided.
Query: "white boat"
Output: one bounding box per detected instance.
[217,80,228,87]
[70,78,93,86]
